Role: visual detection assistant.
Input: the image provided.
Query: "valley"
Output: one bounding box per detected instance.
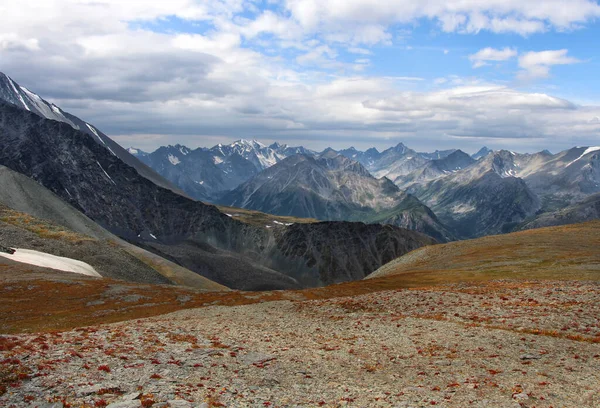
[0,68,599,408]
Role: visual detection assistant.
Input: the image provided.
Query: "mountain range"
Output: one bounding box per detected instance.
[219,151,454,242]
[0,72,434,290]
[129,140,314,201]
[1,70,599,291]
[133,138,600,240]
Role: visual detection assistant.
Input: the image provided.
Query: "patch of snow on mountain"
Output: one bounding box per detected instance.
[168,154,181,165]
[96,161,116,185]
[451,203,476,214]
[127,148,139,154]
[9,81,29,111]
[567,147,600,167]
[0,248,101,277]
[19,86,78,127]
[85,123,106,145]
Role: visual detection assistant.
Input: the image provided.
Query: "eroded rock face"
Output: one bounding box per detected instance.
[0,102,434,289]
[269,222,436,285]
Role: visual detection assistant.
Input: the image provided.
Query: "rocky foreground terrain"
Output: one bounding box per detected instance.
[1,280,599,407]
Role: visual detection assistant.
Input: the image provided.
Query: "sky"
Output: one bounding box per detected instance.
[1,1,600,154]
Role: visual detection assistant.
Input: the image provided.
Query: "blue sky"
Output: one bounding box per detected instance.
[1,1,600,153]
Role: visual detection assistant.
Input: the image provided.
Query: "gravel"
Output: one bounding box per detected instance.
[1,280,599,407]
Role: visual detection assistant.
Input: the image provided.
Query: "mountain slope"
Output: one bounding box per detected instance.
[519,146,600,210]
[0,203,171,285]
[0,165,228,290]
[368,220,600,285]
[219,153,453,241]
[418,149,457,160]
[409,151,540,238]
[472,146,492,160]
[0,101,432,288]
[395,150,476,189]
[0,72,187,197]
[367,143,430,180]
[519,192,600,230]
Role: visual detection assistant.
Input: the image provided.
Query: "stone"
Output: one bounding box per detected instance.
[122,392,142,401]
[166,401,192,408]
[513,392,529,400]
[520,354,541,360]
[106,401,142,408]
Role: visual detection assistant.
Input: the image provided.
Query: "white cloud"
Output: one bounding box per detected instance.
[518,49,581,79]
[0,0,598,153]
[0,33,40,51]
[348,47,372,55]
[283,0,600,43]
[469,47,517,68]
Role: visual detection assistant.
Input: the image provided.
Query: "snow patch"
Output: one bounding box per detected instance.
[451,203,476,214]
[213,156,224,165]
[168,154,181,165]
[96,161,116,185]
[9,78,29,110]
[0,248,101,277]
[149,234,157,240]
[273,220,293,226]
[85,123,106,146]
[567,146,600,167]
[128,148,139,155]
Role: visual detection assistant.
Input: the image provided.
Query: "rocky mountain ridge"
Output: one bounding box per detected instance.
[0,72,186,197]
[219,153,454,241]
[0,100,434,289]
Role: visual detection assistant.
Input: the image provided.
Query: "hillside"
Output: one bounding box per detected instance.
[2,220,599,406]
[0,165,229,290]
[368,220,600,285]
[1,220,598,334]
[519,193,600,230]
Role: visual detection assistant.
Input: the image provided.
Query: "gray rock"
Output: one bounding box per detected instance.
[241,352,277,365]
[520,354,541,360]
[122,392,142,401]
[166,401,192,408]
[107,401,142,408]
[513,392,529,400]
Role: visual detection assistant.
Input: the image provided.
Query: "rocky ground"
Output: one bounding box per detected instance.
[1,280,599,407]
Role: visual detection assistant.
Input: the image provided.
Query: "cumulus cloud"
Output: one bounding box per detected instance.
[518,49,581,79]
[283,0,600,42]
[0,1,599,153]
[469,47,517,68]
